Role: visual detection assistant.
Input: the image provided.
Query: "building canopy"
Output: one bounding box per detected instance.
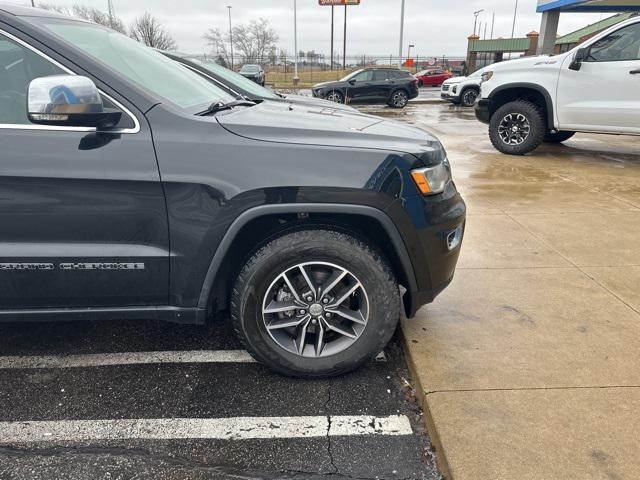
[537,0,640,12]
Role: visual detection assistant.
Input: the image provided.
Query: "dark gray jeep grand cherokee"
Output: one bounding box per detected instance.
[0,5,465,377]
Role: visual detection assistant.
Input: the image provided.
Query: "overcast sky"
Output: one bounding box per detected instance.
[10,0,606,56]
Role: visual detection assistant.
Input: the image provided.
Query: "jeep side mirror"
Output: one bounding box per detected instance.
[569,47,588,71]
[28,75,121,129]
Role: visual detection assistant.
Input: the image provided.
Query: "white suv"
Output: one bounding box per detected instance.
[476,15,640,155]
[441,68,485,107]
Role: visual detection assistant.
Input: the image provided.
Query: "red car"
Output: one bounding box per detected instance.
[415,69,453,87]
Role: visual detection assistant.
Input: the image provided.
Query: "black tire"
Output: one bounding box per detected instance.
[230,229,400,378]
[489,100,545,155]
[388,89,409,109]
[544,131,575,143]
[460,87,479,107]
[325,90,344,104]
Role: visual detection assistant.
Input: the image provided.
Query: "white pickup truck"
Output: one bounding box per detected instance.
[476,15,640,155]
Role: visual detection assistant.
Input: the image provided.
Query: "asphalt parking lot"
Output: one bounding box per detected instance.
[0,315,440,480]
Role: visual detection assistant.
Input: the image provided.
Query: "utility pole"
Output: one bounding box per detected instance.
[511,0,519,38]
[330,5,334,70]
[107,0,115,29]
[227,6,234,70]
[30,0,35,6]
[490,12,495,39]
[294,0,300,84]
[398,0,405,69]
[342,5,347,70]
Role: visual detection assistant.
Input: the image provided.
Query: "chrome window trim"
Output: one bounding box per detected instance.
[0,27,141,134]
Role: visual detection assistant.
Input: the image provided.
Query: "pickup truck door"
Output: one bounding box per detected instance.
[557,21,640,133]
[0,31,169,309]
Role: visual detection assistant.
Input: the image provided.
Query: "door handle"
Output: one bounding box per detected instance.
[630,68,640,74]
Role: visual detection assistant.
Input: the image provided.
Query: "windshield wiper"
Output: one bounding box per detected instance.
[198,99,256,116]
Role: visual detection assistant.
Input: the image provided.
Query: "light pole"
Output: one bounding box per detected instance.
[293,0,299,85]
[227,6,234,70]
[398,0,406,69]
[511,0,519,38]
[473,9,483,36]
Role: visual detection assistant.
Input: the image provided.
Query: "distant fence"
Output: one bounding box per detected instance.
[183,54,467,87]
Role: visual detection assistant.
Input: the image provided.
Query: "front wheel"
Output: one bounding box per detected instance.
[388,90,409,109]
[460,88,479,107]
[231,229,400,378]
[544,131,575,143]
[489,100,545,155]
[325,91,344,104]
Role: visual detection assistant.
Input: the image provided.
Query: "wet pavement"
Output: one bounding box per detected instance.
[386,102,640,479]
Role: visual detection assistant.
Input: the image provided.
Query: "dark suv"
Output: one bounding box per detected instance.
[238,64,265,86]
[0,5,465,377]
[312,68,419,108]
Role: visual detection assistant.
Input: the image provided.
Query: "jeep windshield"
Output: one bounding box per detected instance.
[35,18,235,113]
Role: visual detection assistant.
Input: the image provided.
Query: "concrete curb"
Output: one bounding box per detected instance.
[400,323,453,479]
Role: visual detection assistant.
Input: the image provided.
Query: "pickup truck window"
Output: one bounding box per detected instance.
[587,22,640,62]
[38,19,235,112]
[0,34,63,125]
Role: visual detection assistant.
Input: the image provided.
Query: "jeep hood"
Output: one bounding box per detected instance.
[217,101,444,164]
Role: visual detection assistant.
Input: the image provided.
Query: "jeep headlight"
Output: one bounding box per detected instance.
[481,71,493,82]
[410,161,451,195]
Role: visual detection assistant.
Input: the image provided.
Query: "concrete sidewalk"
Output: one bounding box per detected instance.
[397,104,640,479]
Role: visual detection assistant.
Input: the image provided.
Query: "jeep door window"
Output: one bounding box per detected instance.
[38,19,235,113]
[586,22,640,62]
[0,34,64,124]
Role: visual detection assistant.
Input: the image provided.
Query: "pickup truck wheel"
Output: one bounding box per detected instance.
[544,131,575,143]
[460,88,479,107]
[230,229,400,378]
[489,100,545,155]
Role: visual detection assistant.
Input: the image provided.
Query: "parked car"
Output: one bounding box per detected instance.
[238,64,265,86]
[163,52,359,113]
[440,68,486,107]
[312,68,419,108]
[415,69,453,87]
[476,16,640,155]
[0,4,465,377]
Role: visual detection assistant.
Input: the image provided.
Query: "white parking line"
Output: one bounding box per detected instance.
[0,350,256,369]
[0,415,413,443]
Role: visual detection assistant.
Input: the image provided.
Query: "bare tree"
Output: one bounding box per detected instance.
[205,18,278,66]
[73,5,126,33]
[129,13,177,51]
[37,3,126,33]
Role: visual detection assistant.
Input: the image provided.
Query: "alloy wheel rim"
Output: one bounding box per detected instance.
[261,261,369,358]
[393,91,408,107]
[327,92,343,103]
[498,113,531,145]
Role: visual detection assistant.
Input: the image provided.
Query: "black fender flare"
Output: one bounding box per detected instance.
[488,82,555,128]
[196,203,418,309]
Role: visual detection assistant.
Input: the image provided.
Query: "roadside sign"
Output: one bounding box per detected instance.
[319,0,360,5]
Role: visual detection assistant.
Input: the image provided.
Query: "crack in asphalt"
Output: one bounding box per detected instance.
[325,381,339,475]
